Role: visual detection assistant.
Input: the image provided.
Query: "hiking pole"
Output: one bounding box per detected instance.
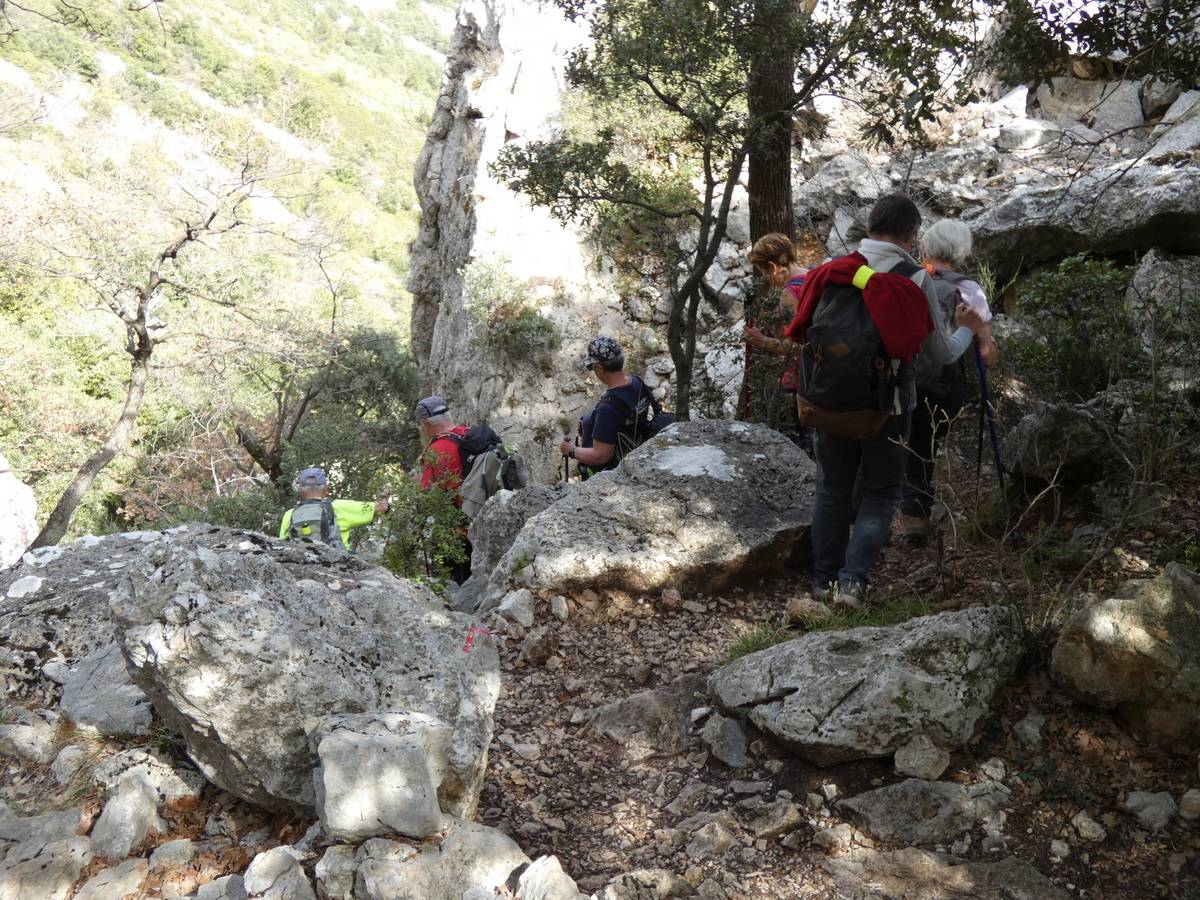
[974,342,1004,488]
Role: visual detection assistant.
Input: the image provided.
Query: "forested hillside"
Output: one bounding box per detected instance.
[0,0,451,539]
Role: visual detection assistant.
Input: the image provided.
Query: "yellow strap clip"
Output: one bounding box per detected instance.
[852,265,875,290]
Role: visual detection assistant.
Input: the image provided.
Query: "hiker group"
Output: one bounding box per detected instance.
[280,192,1000,609]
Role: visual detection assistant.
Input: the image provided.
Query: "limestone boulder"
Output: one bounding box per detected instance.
[481,421,815,611]
[0,708,57,763]
[1001,400,1114,483]
[353,819,530,900]
[839,779,1011,844]
[967,159,1200,275]
[708,606,1023,765]
[308,712,451,841]
[1034,78,1145,135]
[822,847,1070,900]
[1152,92,1200,154]
[107,526,500,816]
[0,837,93,900]
[454,484,570,613]
[1051,563,1200,750]
[1125,248,1200,358]
[0,453,35,570]
[586,675,706,761]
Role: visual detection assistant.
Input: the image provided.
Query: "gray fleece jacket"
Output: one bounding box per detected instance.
[857,238,974,410]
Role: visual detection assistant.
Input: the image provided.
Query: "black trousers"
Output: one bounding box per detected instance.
[901,375,966,518]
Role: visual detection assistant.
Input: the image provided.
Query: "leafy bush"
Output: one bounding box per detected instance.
[1002,255,1136,400]
[374,471,468,593]
[463,259,561,361]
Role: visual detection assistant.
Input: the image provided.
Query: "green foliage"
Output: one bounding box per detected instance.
[797,592,931,634]
[464,259,561,361]
[1181,536,1200,569]
[186,483,291,533]
[983,0,1200,87]
[1003,255,1136,400]
[375,471,468,593]
[727,621,793,661]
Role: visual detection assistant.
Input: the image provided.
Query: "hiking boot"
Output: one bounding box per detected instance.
[832,580,866,611]
[894,513,931,543]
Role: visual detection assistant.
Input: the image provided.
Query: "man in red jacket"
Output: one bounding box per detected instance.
[416,395,472,584]
[416,396,469,493]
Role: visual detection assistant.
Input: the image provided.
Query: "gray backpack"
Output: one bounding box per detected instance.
[289,499,346,549]
[445,427,528,521]
[914,270,969,397]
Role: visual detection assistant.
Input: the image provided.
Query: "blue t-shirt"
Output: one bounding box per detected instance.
[591,377,644,446]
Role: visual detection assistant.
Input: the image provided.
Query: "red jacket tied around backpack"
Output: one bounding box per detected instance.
[783,252,933,362]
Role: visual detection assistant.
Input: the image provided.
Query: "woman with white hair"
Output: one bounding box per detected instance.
[894,219,1000,541]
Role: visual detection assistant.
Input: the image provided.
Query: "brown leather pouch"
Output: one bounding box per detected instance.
[797,396,889,440]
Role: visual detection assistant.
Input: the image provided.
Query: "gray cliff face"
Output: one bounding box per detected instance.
[407,0,660,483]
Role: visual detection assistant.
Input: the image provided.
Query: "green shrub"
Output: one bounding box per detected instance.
[374,472,468,593]
[1003,255,1137,400]
[464,259,561,361]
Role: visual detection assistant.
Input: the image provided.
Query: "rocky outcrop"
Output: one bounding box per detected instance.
[479,421,816,610]
[0,452,35,570]
[407,0,663,483]
[1051,563,1200,750]
[966,158,1200,273]
[104,525,499,818]
[454,484,570,612]
[708,606,1023,765]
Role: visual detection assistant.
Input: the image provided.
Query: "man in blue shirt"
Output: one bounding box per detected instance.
[559,336,648,476]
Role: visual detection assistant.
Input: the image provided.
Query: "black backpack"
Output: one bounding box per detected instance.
[914,270,970,399]
[597,376,676,463]
[797,260,919,439]
[289,498,346,549]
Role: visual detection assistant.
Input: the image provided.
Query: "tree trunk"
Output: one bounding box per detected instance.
[740,0,803,420]
[234,424,284,484]
[30,348,152,548]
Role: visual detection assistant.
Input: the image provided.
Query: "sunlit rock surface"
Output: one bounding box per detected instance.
[477,421,816,611]
[709,606,1023,765]
[89,525,501,818]
[1052,563,1200,750]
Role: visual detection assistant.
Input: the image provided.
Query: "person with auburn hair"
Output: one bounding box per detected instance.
[895,218,1000,541]
[745,233,811,452]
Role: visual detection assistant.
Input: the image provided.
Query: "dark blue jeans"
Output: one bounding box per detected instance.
[811,412,911,591]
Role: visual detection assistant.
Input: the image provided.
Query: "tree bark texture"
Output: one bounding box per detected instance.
[740,0,808,419]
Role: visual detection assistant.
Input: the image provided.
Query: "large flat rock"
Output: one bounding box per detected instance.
[480,421,815,611]
[967,159,1200,274]
[708,606,1023,765]
[823,847,1070,899]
